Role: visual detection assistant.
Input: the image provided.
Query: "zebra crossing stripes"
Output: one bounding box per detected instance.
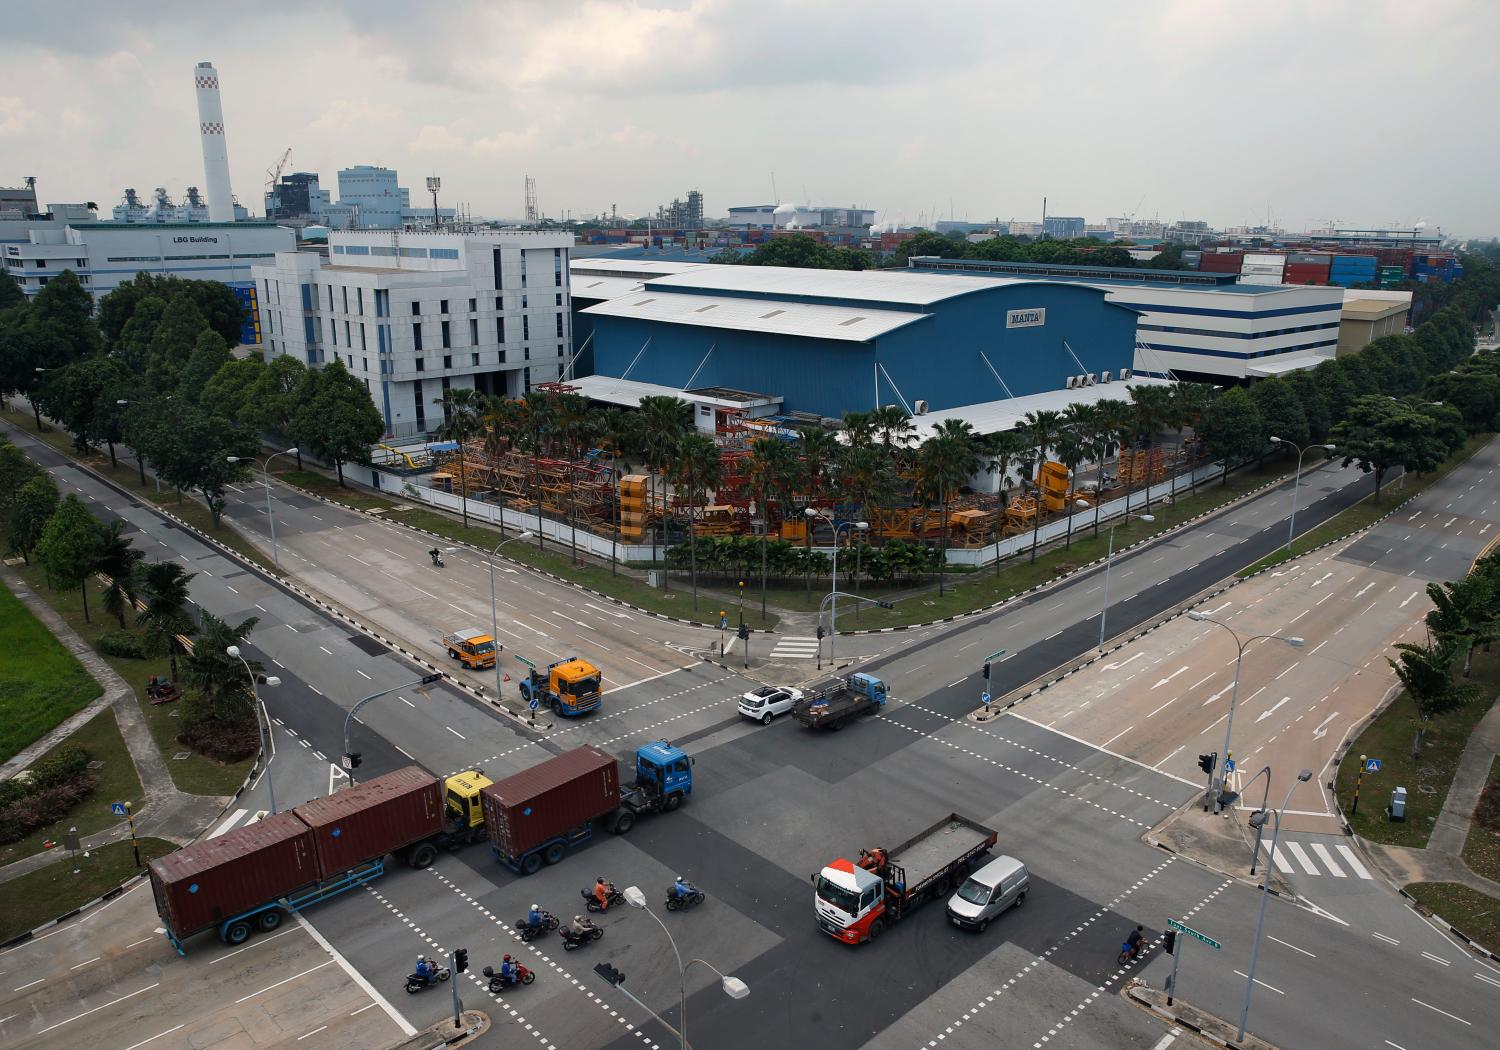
[1270,839,1373,879]
[768,636,820,660]
[207,808,268,839]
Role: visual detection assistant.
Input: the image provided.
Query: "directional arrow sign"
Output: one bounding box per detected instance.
[1167,918,1221,950]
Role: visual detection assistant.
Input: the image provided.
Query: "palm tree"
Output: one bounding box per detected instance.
[1387,638,1476,755]
[1426,574,1498,677]
[913,420,980,595]
[180,610,262,723]
[136,560,197,678]
[480,395,518,536]
[597,407,638,576]
[841,411,876,449]
[637,395,694,580]
[871,405,916,455]
[1128,385,1174,511]
[1052,426,1090,550]
[1022,409,1065,563]
[96,518,144,628]
[672,433,725,610]
[434,386,486,528]
[982,429,1031,510]
[1095,398,1137,521]
[1174,382,1217,492]
[513,390,558,550]
[744,436,792,618]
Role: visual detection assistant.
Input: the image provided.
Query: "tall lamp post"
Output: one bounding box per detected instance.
[343,673,444,783]
[1084,502,1153,650]
[1187,612,1304,813]
[805,509,867,668]
[227,448,299,570]
[1269,437,1336,553]
[226,645,280,814]
[620,885,749,1050]
[1239,769,1313,1042]
[487,531,533,703]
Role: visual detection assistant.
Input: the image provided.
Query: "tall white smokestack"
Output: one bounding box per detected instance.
[193,61,235,222]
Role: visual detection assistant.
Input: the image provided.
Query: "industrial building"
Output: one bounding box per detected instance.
[908,257,1346,382]
[725,204,877,229]
[252,229,573,439]
[570,262,1140,422]
[112,186,250,224]
[0,183,39,218]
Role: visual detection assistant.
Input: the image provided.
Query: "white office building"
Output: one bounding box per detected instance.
[2,221,293,301]
[252,229,574,439]
[337,166,410,229]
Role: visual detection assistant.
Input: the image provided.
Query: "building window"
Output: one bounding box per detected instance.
[431,248,460,260]
[554,249,563,286]
[524,367,531,391]
[441,320,451,348]
[344,320,351,345]
[493,249,503,290]
[469,318,478,345]
[520,252,527,288]
[304,316,316,343]
[413,323,423,351]
[555,293,563,306]
[558,345,565,357]
[498,349,506,363]
[357,287,364,314]
[443,355,452,369]
[472,352,479,366]
[440,299,449,314]
[415,357,425,372]
[360,324,367,350]
[522,294,528,309]
[301,283,313,311]
[362,357,369,371]
[329,319,337,345]
[555,314,564,338]
[495,317,504,342]
[411,301,420,316]
[494,296,501,310]
[468,298,476,313]
[375,289,388,317]
[342,287,348,313]
[522,316,529,341]
[524,346,530,361]
[327,286,334,311]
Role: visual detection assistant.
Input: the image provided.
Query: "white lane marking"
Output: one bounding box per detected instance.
[1421,951,1451,967]
[1475,971,1500,989]
[1270,846,1295,874]
[1384,1042,1408,1050]
[234,961,334,1005]
[446,726,466,740]
[400,696,415,707]
[356,669,373,679]
[1147,697,1176,718]
[319,645,334,655]
[69,956,100,971]
[254,603,268,612]
[13,978,45,990]
[1255,697,1290,723]
[1312,711,1339,740]
[297,1026,329,1041]
[1101,728,1131,749]
[1334,843,1371,879]
[285,623,299,632]
[294,913,416,1036]
[1373,931,1400,945]
[1153,745,1184,770]
[209,809,248,839]
[1411,997,1470,1025]
[351,1002,380,1015]
[1152,666,1189,688]
[1273,661,1300,681]
[1151,1032,1180,1050]
[1202,684,1233,706]
[1189,673,1215,689]
[1232,970,1282,995]
[1310,842,1346,877]
[1309,639,1329,654]
[1267,934,1314,958]
[1284,841,1320,875]
[209,925,297,964]
[122,1024,185,1050]
[36,981,160,1034]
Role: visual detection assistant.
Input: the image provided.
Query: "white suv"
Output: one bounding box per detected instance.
[737,685,803,725]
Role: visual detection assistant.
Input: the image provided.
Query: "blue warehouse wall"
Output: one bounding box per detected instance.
[586,280,1137,419]
[872,283,1138,414]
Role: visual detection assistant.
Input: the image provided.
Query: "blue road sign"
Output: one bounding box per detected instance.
[1365,758,1382,773]
[110,801,128,816]
[1223,758,1236,773]
[720,616,728,629]
[529,697,540,712]
[981,691,991,704]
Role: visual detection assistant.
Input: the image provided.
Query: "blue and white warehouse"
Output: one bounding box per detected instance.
[574,263,1140,420]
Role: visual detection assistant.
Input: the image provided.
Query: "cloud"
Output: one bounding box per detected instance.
[408,123,467,154]
[311,97,403,130]
[0,96,34,136]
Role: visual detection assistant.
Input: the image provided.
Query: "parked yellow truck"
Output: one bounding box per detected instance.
[443,629,497,670]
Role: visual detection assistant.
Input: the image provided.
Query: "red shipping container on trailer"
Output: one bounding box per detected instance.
[481,745,619,860]
[293,766,445,878]
[149,812,318,939]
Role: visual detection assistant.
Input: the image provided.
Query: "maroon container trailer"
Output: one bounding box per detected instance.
[293,766,445,878]
[481,746,619,863]
[149,811,318,940]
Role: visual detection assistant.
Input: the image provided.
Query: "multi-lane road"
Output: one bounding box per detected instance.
[3,416,1499,1050]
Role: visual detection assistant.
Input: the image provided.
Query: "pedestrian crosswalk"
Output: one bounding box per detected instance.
[208,808,269,839]
[1269,839,1372,879]
[768,635,820,660]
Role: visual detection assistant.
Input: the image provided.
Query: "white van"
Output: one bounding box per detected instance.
[945,855,1028,932]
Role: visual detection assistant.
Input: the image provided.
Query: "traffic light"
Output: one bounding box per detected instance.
[1197,752,1217,775]
[420,673,444,685]
[594,962,626,987]
[1163,930,1177,955]
[738,623,750,641]
[816,625,825,640]
[454,948,469,973]
[982,662,991,681]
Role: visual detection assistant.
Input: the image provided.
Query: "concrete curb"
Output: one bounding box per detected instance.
[1396,888,1500,964]
[1127,985,1252,1050]
[0,872,151,952]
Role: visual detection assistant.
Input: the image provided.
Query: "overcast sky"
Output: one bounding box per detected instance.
[4,0,1496,235]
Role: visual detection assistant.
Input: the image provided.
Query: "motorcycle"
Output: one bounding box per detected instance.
[405,963,452,993]
[515,910,561,942]
[582,886,625,913]
[429,548,445,568]
[560,924,604,951]
[483,963,536,993]
[664,886,705,911]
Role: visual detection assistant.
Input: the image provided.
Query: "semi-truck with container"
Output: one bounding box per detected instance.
[481,741,692,875]
[813,813,997,944]
[443,629,497,670]
[792,673,888,731]
[518,656,603,716]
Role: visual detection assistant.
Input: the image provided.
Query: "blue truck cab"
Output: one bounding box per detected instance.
[622,740,693,813]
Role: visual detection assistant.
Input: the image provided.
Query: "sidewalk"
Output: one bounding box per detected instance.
[1360,698,1500,898]
[0,565,227,885]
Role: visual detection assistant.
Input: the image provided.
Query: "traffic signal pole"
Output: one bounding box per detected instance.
[451,948,468,1029]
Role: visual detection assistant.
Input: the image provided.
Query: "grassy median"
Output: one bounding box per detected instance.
[0,574,102,761]
[0,837,173,945]
[1463,757,1500,883]
[1403,882,1500,953]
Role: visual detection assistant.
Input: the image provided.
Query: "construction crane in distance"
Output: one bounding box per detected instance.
[265,147,292,193]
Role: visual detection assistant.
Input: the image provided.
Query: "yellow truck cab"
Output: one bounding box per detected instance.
[519,656,603,717]
[443,769,493,843]
[443,629,497,670]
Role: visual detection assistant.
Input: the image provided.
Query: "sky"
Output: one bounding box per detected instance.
[3,0,1497,236]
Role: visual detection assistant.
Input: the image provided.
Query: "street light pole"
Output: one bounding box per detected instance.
[1269,437,1336,553]
[622,886,748,1050]
[227,448,299,570]
[806,511,867,668]
[487,531,533,704]
[1089,506,1153,650]
[1187,613,1304,813]
[1239,769,1313,1042]
[343,673,444,784]
[227,646,279,814]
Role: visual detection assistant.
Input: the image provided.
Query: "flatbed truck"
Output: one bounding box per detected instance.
[519,656,603,716]
[792,672,888,730]
[814,813,997,944]
[444,629,497,670]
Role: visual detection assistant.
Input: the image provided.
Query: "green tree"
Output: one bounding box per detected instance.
[433,385,487,527]
[1426,573,1497,678]
[671,433,725,609]
[34,494,103,620]
[1312,358,1357,421]
[96,518,144,628]
[1022,409,1065,561]
[136,560,196,676]
[27,270,100,362]
[1199,387,1264,484]
[1285,370,1332,444]
[145,296,210,394]
[1127,385,1174,510]
[913,419,980,595]
[98,273,244,350]
[0,269,23,311]
[198,355,267,423]
[179,610,261,723]
[743,436,793,616]
[291,360,384,486]
[33,354,134,460]
[1387,639,1474,754]
[0,439,43,534]
[241,354,308,467]
[736,234,873,270]
[7,474,59,564]
[1426,370,1500,433]
[636,395,694,567]
[114,296,166,375]
[1249,376,1309,452]
[177,329,232,403]
[1331,395,1448,502]
[151,405,258,525]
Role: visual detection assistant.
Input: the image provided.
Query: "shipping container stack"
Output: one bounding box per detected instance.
[1239,252,1287,286]
[1412,253,1461,284]
[1328,253,1379,287]
[1199,250,1244,274]
[1180,250,1203,270]
[1284,251,1332,286]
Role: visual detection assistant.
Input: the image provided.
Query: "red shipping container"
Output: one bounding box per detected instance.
[1199,253,1243,273]
[293,766,444,878]
[481,746,619,860]
[150,812,318,938]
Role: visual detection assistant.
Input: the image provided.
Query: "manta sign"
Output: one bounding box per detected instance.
[1006,308,1046,329]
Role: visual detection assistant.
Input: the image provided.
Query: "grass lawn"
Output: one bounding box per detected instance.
[1334,646,1500,848]
[0,574,102,762]
[1403,882,1500,952]
[1463,757,1500,884]
[0,709,144,866]
[0,407,277,574]
[1239,435,1490,577]
[0,837,173,945]
[11,563,252,797]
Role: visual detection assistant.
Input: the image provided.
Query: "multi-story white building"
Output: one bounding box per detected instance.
[3,220,292,302]
[252,229,574,439]
[337,166,410,230]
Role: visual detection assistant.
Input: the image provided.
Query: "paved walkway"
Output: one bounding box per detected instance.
[0,564,228,885]
[1361,697,1500,898]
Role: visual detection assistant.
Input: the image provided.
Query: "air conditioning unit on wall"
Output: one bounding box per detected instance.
[1100,370,1113,383]
[913,399,929,415]
[1121,367,1133,381]
[1086,373,1098,385]
[1066,376,1078,389]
